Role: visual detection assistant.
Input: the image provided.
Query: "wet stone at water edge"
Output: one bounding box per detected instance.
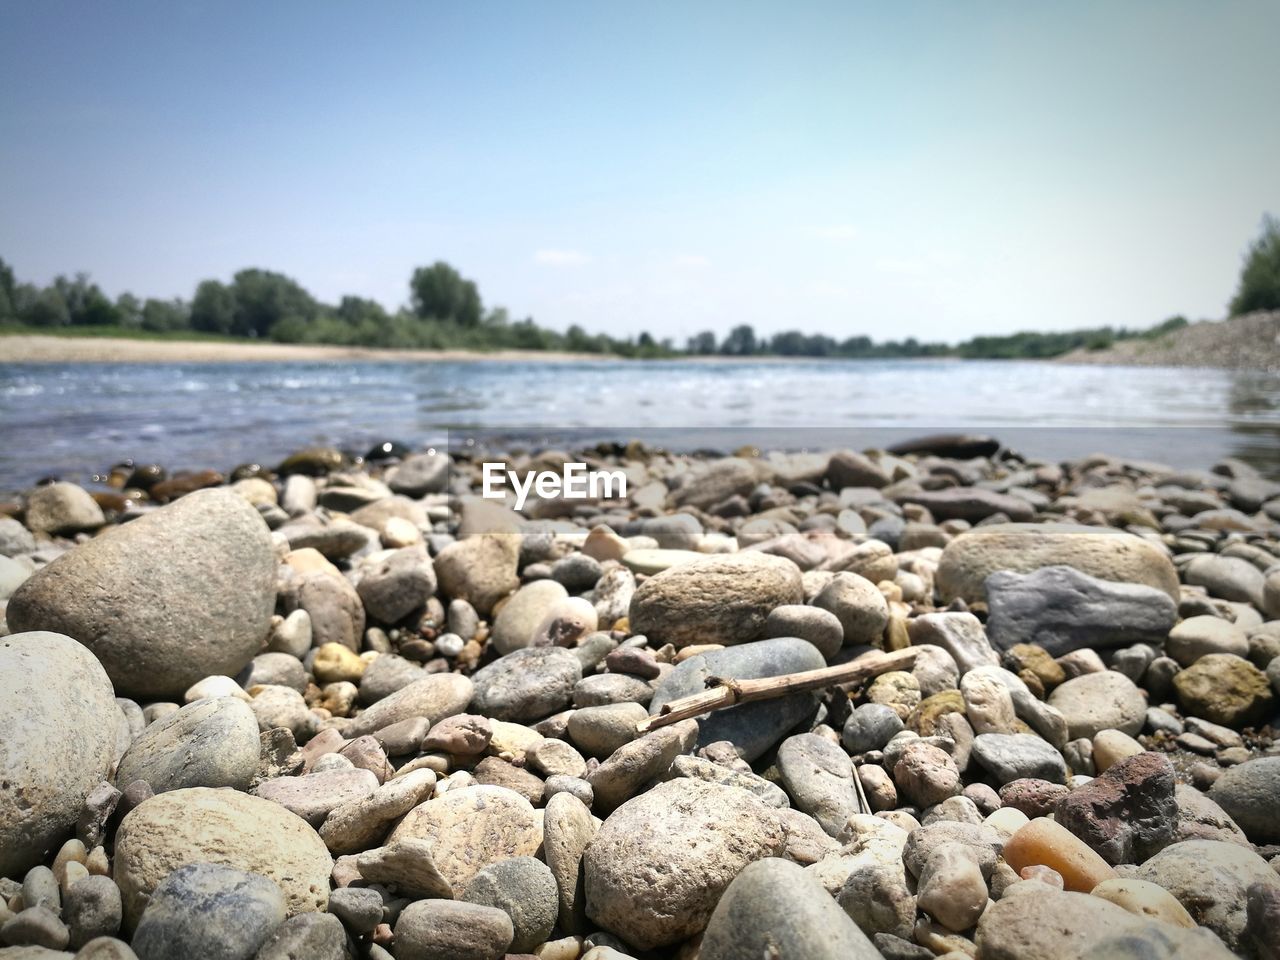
[2,437,1280,959]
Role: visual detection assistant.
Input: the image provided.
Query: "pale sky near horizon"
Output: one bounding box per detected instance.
[2,1,1277,344]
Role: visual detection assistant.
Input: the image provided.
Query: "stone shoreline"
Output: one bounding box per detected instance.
[1,437,1280,959]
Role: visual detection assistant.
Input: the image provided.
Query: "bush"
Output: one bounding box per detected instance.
[1229,214,1280,315]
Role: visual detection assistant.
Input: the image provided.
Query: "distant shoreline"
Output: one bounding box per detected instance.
[0,333,961,365]
[0,333,626,365]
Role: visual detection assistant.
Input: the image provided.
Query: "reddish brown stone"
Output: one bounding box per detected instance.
[1055,752,1176,865]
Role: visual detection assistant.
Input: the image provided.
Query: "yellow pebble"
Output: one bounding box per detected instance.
[1092,729,1145,773]
[1003,817,1117,893]
[312,642,367,683]
[1090,878,1196,928]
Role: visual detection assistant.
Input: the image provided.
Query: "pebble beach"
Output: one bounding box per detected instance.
[2,436,1280,960]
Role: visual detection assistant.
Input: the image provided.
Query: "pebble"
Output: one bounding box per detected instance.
[23,481,105,535]
[1,905,69,951]
[470,647,583,722]
[433,532,520,617]
[906,612,998,673]
[1002,817,1116,892]
[583,779,784,949]
[960,670,1019,734]
[1055,752,1176,865]
[842,703,905,753]
[776,733,860,837]
[356,547,436,624]
[130,863,285,960]
[316,768,436,855]
[1173,652,1275,727]
[327,886,383,934]
[356,837,453,899]
[587,721,695,813]
[935,523,1180,603]
[701,858,883,960]
[393,900,514,960]
[1137,839,1280,953]
[812,572,890,647]
[763,604,844,659]
[1089,877,1196,928]
[460,856,558,953]
[7,489,276,699]
[1208,756,1280,844]
[916,842,988,932]
[647,637,825,761]
[971,733,1067,785]
[254,913,350,960]
[253,768,380,827]
[1047,670,1146,739]
[386,785,542,890]
[63,876,122,949]
[343,674,474,737]
[114,697,259,794]
[112,787,333,926]
[1167,614,1251,666]
[629,552,804,648]
[0,632,119,879]
[1091,728,1144,771]
[985,564,1177,655]
[892,740,961,808]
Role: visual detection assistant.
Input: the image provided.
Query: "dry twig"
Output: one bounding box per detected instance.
[636,647,918,734]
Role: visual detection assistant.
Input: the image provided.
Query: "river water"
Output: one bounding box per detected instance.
[1,358,1278,491]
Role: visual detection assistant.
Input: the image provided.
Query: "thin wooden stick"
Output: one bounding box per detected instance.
[636,647,918,734]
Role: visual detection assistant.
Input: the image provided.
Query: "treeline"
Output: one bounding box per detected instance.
[0,259,676,358]
[682,316,1188,359]
[10,219,1280,360]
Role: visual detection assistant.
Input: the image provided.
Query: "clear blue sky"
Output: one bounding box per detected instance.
[2,1,1277,343]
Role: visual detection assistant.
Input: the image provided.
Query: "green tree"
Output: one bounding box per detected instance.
[116,292,143,329]
[686,330,717,354]
[142,298,189,332]
[0,257,15,321]
[1229,214,1280,315]
[20,286,70,327]
[410,261,482,326]
[230,269,316,338]
[190,280,236,333]
[720,324,758,356]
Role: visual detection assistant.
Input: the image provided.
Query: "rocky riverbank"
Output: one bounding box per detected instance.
[1058,310,1280,370]
[2,437,1280,959]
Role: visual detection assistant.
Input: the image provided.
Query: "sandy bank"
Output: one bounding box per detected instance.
[0,334,623,365]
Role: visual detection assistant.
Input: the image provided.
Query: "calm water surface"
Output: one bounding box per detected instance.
[1,359,1278,491]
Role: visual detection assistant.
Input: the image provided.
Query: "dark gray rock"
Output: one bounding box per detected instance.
[459,856,557,953]
[1209,757,1280,845]
[971,733,1068,785]
[984,565,1177,656]
[326,887,382,935]
[842,703,905,754]
[254,913,353,960]
[7,489,276,699]
[131,863,285,960]
[896,487,1034,523]
[776,734,859,837]
[470,647,582,722]
[648,637,826,762]
[356,548,436,624]
[700,858,882,960]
